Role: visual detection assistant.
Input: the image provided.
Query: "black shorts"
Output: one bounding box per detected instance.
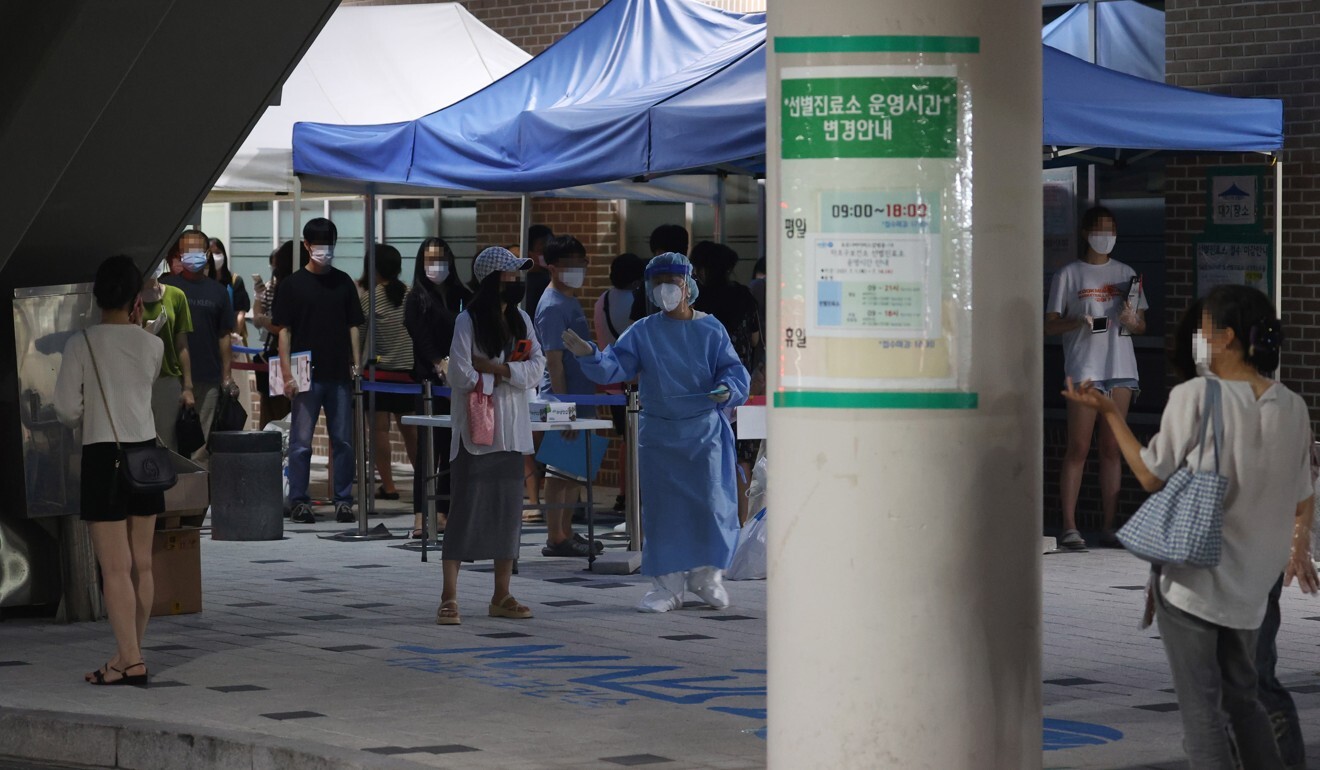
[80,441,166,522]
[366,371,417,415]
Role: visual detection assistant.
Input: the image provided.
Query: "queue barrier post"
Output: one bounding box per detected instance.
[421,380,436,562]
[324,373,393,541]
[625,386,642,551]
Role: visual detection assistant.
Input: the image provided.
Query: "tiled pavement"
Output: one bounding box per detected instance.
[5,505,1320,768]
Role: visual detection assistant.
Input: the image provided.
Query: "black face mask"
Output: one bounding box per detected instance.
[501,281,526,305]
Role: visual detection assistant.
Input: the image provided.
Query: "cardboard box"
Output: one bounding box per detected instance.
[151,527,202,616]
[530,400,576,423]
[160,452,209,530]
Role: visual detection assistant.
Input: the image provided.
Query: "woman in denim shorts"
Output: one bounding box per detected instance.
[1045,206,1147,550]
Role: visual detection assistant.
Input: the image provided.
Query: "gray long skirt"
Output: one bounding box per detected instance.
[442,446,524,562]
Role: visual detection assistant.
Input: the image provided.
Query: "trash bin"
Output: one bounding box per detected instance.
[209,431,283,541]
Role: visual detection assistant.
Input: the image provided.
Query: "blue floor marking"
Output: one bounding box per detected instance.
[1043,718,1124,751]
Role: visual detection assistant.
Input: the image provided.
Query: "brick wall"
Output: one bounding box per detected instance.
[476,197,625,485]
[1043,419,1158,531]
[1165,0,1320,433]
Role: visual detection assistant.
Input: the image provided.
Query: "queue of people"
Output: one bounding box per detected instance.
[58,223,757,683]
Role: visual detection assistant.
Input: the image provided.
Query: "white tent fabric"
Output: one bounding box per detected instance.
[211,4,530,199]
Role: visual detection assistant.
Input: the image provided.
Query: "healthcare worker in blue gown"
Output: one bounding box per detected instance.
[562,252,750,612]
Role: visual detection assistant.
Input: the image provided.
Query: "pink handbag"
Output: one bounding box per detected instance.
[468,375,495,446]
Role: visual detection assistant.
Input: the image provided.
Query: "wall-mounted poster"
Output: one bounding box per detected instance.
[1194,235,1272,299]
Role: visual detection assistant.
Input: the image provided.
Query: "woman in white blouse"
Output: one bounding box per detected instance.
[56,256,165,687]
[436,247,545,625]
[1064,285,1316,768]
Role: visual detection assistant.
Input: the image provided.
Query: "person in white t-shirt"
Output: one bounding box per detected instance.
[1062,285,1317,769]
[1046,206,1148,550]
[56,256,165,688]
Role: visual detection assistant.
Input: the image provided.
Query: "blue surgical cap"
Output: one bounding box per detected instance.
[645,252,700,305]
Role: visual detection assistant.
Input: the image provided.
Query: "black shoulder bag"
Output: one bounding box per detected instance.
[83,330,178,494]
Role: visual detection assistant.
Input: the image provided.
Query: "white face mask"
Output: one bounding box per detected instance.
[1192,330,1212,377]
[212,253,226,269]
[425,263,448,283]
[559,267,586,290]
[655,282,684,313]
[309,246,334,266]
[1087,233,1117,255]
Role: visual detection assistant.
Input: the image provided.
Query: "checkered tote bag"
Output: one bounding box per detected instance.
[1117,378,1228,567]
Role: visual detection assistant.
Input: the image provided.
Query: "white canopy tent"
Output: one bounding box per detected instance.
[209,3,530,201]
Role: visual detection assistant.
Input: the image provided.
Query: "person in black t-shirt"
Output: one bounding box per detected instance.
[522,224,554,317]
[160,229,236,463]
[271,218,365,524]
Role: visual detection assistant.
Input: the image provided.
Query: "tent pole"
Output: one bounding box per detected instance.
[292,176,303,255]
[364,187,378,529]
[519,195,532,257]
[1275,157,1284,314]
[714,173,727,245]
[1087,0,1097,64]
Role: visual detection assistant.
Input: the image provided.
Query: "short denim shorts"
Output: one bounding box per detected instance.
[1092,377,1140,398]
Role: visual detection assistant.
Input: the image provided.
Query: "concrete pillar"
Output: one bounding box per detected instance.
[765,2,1043,768]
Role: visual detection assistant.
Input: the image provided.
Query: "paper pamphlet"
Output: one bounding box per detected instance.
[268,351,312,396]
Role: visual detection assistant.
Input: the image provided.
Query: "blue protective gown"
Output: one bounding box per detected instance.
[578,312,750,576]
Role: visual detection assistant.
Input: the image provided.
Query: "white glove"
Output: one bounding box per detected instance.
[1119,302,1140,331]
[562,329,593,357]
[708,384,731,403]
[145,312,168,336]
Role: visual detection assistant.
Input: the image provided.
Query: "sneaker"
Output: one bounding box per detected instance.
[335,503,355,523]
[573,532,605,554]
[1059,529,1088,552]
[1098,530,1123,549]
[541,538,591,558]
[290,503,316,524]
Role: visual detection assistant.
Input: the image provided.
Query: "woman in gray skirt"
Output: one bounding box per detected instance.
[437,247,545,625]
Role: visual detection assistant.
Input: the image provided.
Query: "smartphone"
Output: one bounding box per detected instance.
[251,273,263,285]
[1090,316,1109,334]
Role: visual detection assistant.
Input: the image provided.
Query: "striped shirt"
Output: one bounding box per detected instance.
[359,283,413,371]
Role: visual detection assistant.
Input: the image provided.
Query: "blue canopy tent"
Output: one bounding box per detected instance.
[292,0,1285,295]
[1042,0,1164,81]
[293,0,764,196]
[1041,46,1282,164]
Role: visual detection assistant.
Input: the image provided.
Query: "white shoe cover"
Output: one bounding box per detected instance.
[636,572,686,613]
[686,566,730,610]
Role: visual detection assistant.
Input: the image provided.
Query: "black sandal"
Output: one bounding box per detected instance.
[87,661,149,688]
[375,485,400,501]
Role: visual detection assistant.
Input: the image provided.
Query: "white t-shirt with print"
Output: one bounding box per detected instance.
[1046,258,1148,383]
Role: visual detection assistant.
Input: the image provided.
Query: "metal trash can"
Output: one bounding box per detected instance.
[209,431,283,541]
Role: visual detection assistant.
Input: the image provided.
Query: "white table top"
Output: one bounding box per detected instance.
[402,415,614,432]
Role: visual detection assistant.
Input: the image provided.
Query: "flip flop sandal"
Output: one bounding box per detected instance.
[488,595,532,619]
[436,600,461,626]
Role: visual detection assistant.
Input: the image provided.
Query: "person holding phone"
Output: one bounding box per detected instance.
[1045,206,1148,551]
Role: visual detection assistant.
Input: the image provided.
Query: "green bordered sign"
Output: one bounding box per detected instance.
[781,77,958,160]
[774,34,979,410]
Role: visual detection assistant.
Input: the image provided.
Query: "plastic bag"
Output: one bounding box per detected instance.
[727,507,767,581]
[745,454,768,522]
[175,406,206,458]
